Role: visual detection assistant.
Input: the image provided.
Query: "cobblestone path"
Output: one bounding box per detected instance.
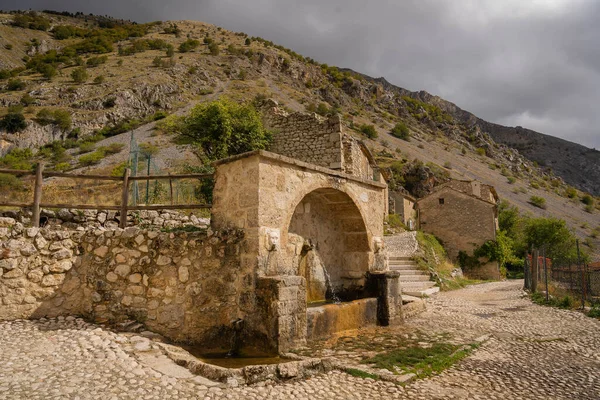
[1,280,599,399]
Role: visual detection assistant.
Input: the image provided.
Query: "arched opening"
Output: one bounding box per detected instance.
[287,188,370,304]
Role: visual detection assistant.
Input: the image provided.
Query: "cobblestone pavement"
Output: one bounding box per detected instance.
[1,280,599,399]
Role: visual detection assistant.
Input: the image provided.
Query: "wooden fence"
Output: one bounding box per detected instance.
[0,163,213,228]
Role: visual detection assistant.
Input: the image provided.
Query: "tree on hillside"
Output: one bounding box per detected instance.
[179,99,272,160]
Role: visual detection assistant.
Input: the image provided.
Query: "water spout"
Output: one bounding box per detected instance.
[322,266,341,304]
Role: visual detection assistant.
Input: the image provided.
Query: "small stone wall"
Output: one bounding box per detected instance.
[0,217,258,349]
[0,209,210,231]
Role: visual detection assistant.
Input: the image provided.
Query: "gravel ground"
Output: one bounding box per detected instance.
[1,280,599,399]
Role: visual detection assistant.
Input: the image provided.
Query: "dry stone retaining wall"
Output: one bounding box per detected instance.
[0,216,260,349]
[0,209,210,231]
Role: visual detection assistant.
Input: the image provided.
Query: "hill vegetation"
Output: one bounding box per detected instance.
[0,10,598,258]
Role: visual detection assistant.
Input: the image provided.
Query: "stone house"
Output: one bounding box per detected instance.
[388,190,417,230]
[416,180,500,279]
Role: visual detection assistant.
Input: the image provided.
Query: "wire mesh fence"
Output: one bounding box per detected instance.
[524,241,600,307]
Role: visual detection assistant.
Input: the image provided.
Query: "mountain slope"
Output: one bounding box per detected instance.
[0,11,599,255]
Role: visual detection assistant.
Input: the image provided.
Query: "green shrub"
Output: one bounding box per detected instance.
[93,75,105,84]
[565,187,577,198]
[359,124,378,139]
[0,113,27,133]
[476,147,487,156]
[208,42,220,55]
[86,55,108,67]
[390,122,410,140]
[35,108,71,131]
[11,13,50,31]
[78,151,105,166]
[100,143,125,155]
[20,93,35,106]
[78,142,95,154]
[53,162,71,172]
[0,173,24,190]
[52,110,72,131]
[179,39,200,53]
[0,148,33,170]
[39,64,57,80]
[6,79,26,91]
[4,44,13,50]
[507,176,516,184]
[581,194,594,206]
[71,67,88,83]
[103,97,116,108]
[529,196,547,209]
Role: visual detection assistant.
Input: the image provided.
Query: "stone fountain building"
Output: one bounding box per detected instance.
[0,104,398,354]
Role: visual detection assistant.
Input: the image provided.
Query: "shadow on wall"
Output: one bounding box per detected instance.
[286,188,371,303]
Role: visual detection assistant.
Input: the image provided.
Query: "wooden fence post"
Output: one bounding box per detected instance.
[119,168,130,228]
[531,249,539,293]
[32,162,44,228]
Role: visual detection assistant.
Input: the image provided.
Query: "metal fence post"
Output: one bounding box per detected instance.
[531,249,539,293]
[119,168,130,229]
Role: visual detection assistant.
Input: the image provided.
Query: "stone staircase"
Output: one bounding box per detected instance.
[388,257,440,298]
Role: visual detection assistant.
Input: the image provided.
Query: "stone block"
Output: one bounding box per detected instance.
[41,273,66,287]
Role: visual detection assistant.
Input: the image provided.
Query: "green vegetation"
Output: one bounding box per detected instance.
[6,79,26,91]
[179,39,200,53]
[402,96,453,123]
[0,148,34,170]
[71,67,88,83]
[362,343,478,378]
[177,99,272,160]
[531,291,573,309]
[78,151,105,166]
[0,173,24,190]
[529,195,547,209]
[35,108,72,131]
[208,41,220,55]
[11,12,50,31]
[0,112,27,133]
[390,122,410,140]
[86,55,108,67]
[345,368,379,380]
[359,124,378,139]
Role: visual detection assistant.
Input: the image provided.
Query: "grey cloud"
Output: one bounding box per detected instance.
[2,0,599,148]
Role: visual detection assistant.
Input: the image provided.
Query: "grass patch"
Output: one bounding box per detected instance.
[345,368,380,380]
[160,225,207,233]
[362,343,478,378]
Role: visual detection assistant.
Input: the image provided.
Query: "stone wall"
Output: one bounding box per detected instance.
[262,103,343,170]
[0,217,265,349]
[261,100,377,182]
[0,209,210,231]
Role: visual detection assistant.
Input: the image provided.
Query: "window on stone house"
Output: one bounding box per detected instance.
[439,198,445,205]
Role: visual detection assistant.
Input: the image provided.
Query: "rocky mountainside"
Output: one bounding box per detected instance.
[407,88,600,196]
[0,11,599,253]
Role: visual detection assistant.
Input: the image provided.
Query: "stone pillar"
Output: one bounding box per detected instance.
[256,275,307,353]
[368,271,402,326]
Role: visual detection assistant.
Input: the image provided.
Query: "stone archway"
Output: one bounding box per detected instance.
[286,188,370,303]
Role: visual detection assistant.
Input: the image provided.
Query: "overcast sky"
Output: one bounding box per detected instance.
[3,0,600,149]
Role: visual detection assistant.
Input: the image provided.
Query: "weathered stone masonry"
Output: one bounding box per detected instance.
[0,217,255,348]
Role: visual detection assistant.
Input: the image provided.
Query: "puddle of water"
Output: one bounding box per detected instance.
[181,346,292,369]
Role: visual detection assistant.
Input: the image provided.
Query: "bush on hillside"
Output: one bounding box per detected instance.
[390,122,410,140]
[359,124,378,139]
[529,195,547,209]
[0,113,27,133]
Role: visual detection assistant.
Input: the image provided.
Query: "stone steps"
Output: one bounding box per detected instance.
[388,256,440,297]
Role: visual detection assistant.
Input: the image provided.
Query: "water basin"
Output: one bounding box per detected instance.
[181,346,292,368]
